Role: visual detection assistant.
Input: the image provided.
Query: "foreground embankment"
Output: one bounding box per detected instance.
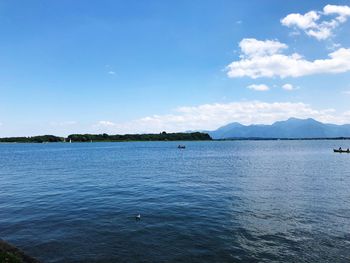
[0,240,40,263]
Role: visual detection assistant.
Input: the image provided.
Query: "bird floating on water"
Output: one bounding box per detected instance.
[135,214,141,220]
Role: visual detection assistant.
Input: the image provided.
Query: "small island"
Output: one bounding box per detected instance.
[0,132,212,143]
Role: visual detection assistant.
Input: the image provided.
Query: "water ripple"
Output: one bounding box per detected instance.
[1,141,350,262]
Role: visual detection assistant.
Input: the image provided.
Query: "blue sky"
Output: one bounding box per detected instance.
[1,0,350,136]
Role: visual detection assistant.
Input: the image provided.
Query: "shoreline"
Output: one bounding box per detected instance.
[1,137,350,144]
[0,239,40,263]
[0,139,212,144]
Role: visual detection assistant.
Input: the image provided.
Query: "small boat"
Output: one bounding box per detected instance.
[178,145,186,149]
[333,149,350,153]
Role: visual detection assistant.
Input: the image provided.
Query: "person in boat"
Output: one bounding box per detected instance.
[347,148,350,152]
[339,147,342,151]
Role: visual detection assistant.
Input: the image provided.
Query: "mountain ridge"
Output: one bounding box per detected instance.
[210,118,350,139]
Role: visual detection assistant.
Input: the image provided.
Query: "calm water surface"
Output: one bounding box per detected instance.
[0,141,350,262]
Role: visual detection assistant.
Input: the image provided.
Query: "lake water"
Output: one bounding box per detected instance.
[0,141,350,262]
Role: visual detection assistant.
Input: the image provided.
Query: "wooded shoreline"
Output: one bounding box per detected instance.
[0,132,212,143]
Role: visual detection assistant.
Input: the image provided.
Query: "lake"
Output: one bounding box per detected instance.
[0,141,350,262]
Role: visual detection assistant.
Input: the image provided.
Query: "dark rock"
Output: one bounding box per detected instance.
[0,239,40,263]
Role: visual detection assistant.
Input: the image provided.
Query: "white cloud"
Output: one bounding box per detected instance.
[281,11,320,30]
[226,38,350,78]
[92,101,350,134]
[324,4,350,22]
[108,71,116,75]
[281,4,350,40]
[328,42,342,50]
[239,38,287,57]
[247,84,270,91]
[306,25,333,40]
[49,121,77,126]
[282,83,296,91]
[98,120,116,127]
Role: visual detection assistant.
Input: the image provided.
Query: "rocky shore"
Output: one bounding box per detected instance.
[0,240,40,263]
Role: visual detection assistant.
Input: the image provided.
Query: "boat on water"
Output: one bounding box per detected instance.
[178,145,186,149]
[334,148,350,153]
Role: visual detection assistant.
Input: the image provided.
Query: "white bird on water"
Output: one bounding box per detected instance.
[136,214,141,220]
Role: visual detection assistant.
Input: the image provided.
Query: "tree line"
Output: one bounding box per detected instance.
[0,132,212,143]
[0,135,63,143]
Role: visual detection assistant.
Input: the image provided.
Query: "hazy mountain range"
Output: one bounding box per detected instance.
[208,118,350,139]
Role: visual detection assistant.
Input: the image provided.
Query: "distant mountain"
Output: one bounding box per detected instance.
[209,118,350,139]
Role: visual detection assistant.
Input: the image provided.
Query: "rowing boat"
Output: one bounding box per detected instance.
[333,149,350,153]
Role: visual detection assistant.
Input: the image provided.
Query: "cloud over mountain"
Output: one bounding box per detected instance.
[94,101,350,134]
